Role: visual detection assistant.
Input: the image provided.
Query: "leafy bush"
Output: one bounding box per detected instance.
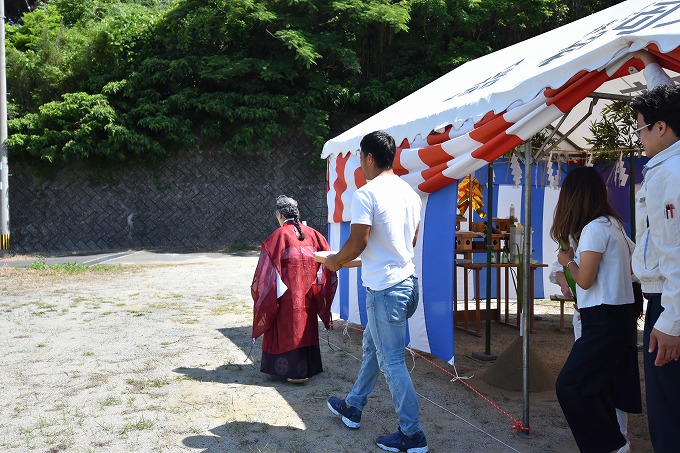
[6,0,620,169]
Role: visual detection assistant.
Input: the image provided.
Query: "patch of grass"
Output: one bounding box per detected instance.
[125,379,146,392]
[175,318,199,324]
[27,257,48,270]
[98,396,122,409]
[18,424,34,438]
[177,375,200,382]
[210,300,251,316]
[86,296,110,305]
[60,404,85,427]
[125,377,169,392]
[126,310,147,317]
[146,392,166,400]
[17,412,79,450]
[27,257,122,274]
[82,351,94,357]
[31,301,59,315]
[148,301,182,310]
[210,305,234,316]
[224,359,244,371]
[148,377,169,388]
[120,417,154,434]
[71,296,87,308]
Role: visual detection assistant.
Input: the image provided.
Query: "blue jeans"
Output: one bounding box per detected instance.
[345,275,422,435]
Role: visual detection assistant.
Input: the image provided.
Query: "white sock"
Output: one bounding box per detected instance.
[616,409,628,441]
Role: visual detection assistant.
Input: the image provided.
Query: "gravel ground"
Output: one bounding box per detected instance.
[0,252,652,452]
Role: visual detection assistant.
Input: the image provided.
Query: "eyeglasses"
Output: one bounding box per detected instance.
[633,123,650,139]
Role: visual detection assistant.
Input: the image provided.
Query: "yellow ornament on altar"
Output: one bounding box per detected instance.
[457,175,486,219]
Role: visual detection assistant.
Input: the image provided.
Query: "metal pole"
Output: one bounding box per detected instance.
[0,2,9,253]
[485,162,494,355]
[472,163,498,362]
[629,150,635,239]
[521,140,532,435]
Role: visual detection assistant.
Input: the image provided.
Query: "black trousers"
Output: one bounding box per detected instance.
[556,303,641,453]
[643,294,680,453]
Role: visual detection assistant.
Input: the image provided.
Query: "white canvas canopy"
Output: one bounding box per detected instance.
[323,0,680,169]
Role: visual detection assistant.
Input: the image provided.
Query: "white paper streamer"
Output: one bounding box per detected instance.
[617,153,629,187]
[511,154,522,186]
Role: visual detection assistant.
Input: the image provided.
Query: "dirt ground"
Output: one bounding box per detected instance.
[0,252,652,452]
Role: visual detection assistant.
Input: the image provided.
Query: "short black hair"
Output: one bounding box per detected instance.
[631,84,680,138]
[359,131,396,170]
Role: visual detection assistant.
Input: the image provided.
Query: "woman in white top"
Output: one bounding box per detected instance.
[550,166,641,453]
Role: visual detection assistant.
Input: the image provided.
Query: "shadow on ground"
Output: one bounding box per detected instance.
[176,325,363,452]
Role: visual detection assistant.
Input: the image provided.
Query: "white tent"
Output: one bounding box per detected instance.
[323,1,680,165]
[322,0,680,427]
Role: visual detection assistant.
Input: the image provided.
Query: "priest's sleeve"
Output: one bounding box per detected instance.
[251,248,280,339]
[311,232,337,330]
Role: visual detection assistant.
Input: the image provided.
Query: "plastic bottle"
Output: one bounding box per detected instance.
[509,204,516,227]
[559,241,578,302]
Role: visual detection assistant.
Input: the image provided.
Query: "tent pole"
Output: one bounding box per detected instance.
[521,140,532,436]
[485,162,494,355]
[629,150,636,238]
[473,165,498,362]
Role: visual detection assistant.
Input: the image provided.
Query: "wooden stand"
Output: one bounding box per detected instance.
[454,261,547,336]
[550,294,575,333]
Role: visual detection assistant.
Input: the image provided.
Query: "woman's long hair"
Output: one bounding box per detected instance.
[550,166,622,247]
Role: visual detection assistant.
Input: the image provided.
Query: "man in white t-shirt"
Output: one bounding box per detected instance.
[323,131,427,453]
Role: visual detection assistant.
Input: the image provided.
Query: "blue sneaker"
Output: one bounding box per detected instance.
[327,396,361,429]
[376,427,428,453]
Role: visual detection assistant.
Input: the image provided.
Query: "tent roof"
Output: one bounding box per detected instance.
[549,67,680,153]
[321,0,680,159]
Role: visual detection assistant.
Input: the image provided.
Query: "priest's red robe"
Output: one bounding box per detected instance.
[251,221,337,379]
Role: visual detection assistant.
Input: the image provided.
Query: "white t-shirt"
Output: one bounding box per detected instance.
[575,216,633,309]
[351,174,422,290]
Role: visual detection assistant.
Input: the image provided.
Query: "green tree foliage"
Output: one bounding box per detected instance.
[586,100,642,164]
[5,0,618,167]
[6,4,71,112]
[561,0,623,22]
[10,92,127,162]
